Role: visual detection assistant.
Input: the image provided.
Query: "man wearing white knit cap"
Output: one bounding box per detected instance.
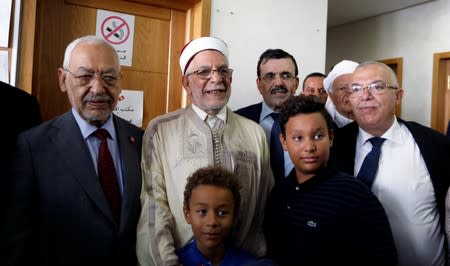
[137,36,273,266]
[324,60,358,128]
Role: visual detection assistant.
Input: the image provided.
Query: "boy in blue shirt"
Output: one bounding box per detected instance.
[177,166,261,266]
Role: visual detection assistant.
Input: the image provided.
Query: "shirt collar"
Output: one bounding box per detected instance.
[358,116,402,145]
[71,108,116,140]
[260,101,276,122]
[191,239,214,266]
[285,167,333,191]
[191,104,227,122]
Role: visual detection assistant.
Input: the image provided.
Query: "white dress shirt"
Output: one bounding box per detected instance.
[355,118,444,266]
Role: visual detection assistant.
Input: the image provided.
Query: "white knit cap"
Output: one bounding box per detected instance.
[179,36,229,75]
[324,60,359,93]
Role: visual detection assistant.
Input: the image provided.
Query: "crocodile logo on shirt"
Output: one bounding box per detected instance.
[307,220,317,227]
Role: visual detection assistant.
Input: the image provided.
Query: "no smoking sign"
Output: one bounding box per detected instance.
[96,9,135,66]
[101,16,130,45]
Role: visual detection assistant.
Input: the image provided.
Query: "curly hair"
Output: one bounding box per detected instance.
[183,166,242,215]
[278,95,333,136]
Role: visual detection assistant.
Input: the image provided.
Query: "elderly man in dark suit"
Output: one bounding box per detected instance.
[330,61,450,266]
[2,35,143,266]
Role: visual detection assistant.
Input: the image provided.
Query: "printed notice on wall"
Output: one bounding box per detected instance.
[96,9,135,66]
[113,89,143,127]
[0,51,9,83]
[0,0,12,47]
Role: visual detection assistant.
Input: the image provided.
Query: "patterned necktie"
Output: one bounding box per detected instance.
[270,113,284,180]
[357,137,386,188]
[206,116,223,165]
[206,115,223,130]
[94,129,121,222]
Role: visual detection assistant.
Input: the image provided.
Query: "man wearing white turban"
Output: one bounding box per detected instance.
[136,36,274,266]
[323,60,359,127]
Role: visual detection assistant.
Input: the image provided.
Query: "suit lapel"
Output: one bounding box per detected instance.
[250,102,263,123]
[52,112,115,223]
[235,102,262,123]
[332,121,359,175]
[113,116,141,231]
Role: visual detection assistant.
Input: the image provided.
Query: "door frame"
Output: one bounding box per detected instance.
[431,51,450,133]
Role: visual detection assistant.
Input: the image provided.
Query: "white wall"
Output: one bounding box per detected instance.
[326,0,450,126]
[210,0,328,110]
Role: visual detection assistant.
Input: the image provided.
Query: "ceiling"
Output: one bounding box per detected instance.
[327,0,434,28]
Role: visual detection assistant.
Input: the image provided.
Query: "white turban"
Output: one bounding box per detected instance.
[179,36,229,75]
[324,60,358,93]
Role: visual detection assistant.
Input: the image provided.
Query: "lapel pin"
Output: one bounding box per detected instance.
[129,136,136,144]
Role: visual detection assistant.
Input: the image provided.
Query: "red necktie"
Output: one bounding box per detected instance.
[95,129,121,222]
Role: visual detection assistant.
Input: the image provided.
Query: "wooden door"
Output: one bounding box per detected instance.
[431,52,450,134]
[18,0,210,129]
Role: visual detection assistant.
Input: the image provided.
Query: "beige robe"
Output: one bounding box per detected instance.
[136,106,274,266]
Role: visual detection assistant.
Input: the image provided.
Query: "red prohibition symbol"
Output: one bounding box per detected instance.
[101,16,130,45]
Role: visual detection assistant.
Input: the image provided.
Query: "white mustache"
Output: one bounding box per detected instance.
[83,94,112,103]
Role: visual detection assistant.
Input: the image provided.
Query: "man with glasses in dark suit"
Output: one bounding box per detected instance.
[235,49,299,182]
[2,35,143,266]
[330,61,450,266]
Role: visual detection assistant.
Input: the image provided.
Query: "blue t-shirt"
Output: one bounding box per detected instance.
[176,239,258,266]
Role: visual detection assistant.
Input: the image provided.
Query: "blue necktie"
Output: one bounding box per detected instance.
[270,113,284,180]
[357,137,386,188]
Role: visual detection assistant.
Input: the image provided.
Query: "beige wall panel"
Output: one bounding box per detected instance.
[132,16,170,72]
[121,70,166,127]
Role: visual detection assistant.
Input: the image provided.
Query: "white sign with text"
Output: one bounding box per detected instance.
[113,89,143,127]
[96,9,135,66]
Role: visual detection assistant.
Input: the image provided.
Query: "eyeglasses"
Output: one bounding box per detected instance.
[350,81,397,96]
[64,69,121,87]
[260,72,296,82]
[186,67,233,80]
[304,88,327,96]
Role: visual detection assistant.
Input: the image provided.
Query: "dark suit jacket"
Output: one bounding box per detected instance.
[330,119,450,254]
[2,111,143,266]
[2,81,41,167]
[236,102,290,180]
[235,102,263,123]
[1,81,41,230]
